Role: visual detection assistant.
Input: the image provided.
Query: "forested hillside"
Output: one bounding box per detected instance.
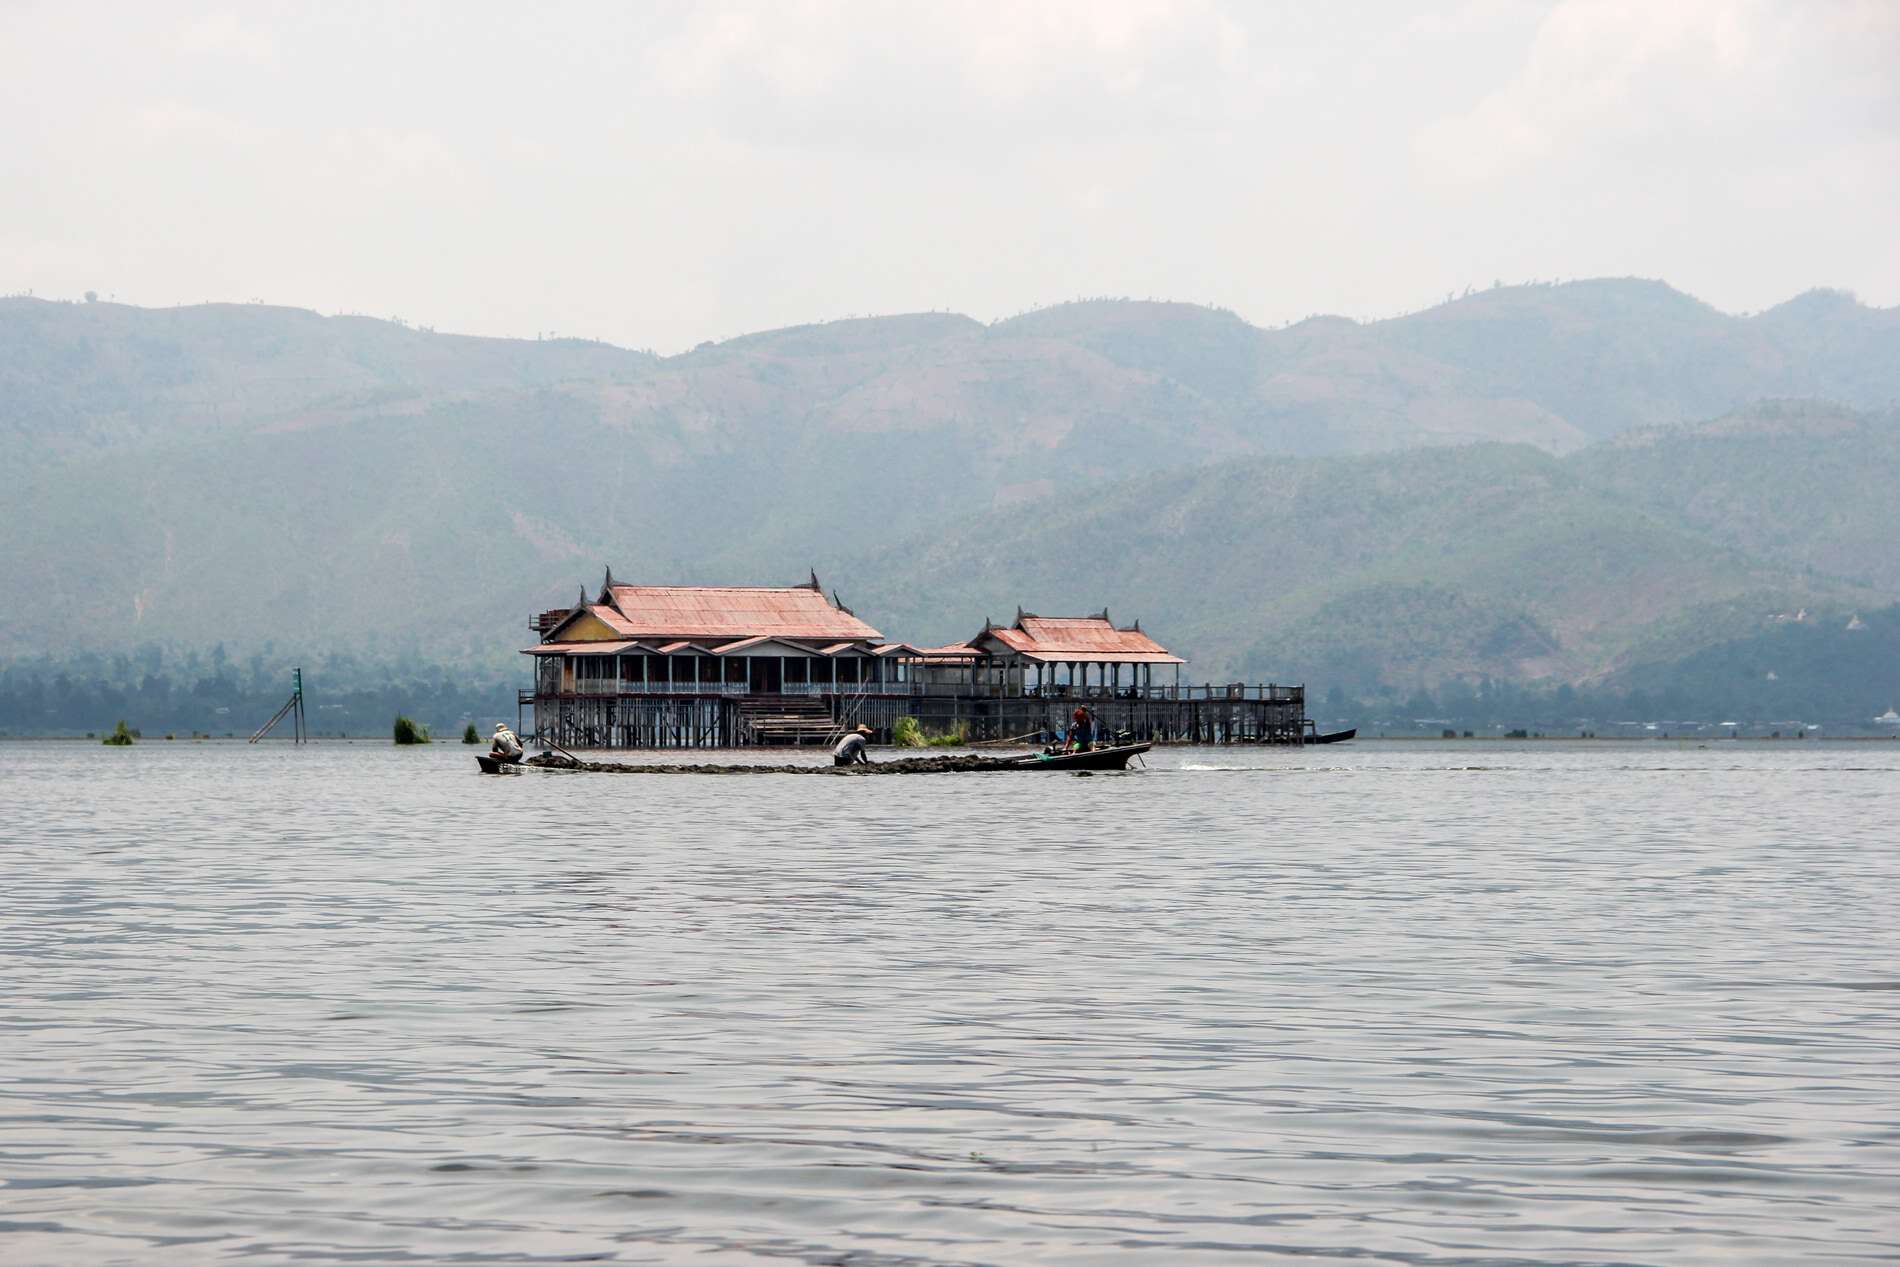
[838,402,1900,696]
[3,281,1898,728]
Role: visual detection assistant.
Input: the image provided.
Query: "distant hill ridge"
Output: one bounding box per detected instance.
[6,279,1896,465]
[2,280,1898,701]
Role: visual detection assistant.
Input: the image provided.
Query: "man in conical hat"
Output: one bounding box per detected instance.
[832,723,874,767]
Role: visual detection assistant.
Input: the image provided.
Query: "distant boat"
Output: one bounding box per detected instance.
[1876,708,1900,726]
[1304,728,1357,744]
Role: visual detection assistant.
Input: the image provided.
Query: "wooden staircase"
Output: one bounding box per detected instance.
[737,695,836,745]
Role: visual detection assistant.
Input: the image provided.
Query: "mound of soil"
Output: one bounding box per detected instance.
[525,752,1008,775]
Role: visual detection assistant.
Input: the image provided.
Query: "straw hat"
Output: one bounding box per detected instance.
[855,723,873,735]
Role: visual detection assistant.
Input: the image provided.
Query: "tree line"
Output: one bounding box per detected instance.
[0,645,518,738]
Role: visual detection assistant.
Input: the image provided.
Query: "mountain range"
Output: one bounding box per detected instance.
[844,399,1898,690]
[3,279,1897,710]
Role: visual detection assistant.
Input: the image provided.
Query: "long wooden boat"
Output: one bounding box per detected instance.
[1304,728,1357,745]
[481,743,1151,774]
[998,742,1150,771]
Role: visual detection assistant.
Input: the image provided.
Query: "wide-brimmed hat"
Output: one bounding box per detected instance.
[495,722,508,731]
[855,723,873,734]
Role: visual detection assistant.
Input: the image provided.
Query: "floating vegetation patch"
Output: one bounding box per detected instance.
[894,716,969,748]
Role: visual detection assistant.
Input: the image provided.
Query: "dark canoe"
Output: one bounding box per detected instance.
[998,742,1151,771]
[476,753,524,773]
[1305,728,1357,745]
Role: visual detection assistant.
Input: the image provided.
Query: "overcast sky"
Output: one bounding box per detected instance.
[3,0,1895,351]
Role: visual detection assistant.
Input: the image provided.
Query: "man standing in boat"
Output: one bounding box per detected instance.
[491,722,523,763]
[1068,704,1095,751]
[832,723,874,767]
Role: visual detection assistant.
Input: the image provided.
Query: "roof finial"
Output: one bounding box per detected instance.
[809,567,822,592]
[1014,605,1024,626]
[833,591,854,615]
[1100,607,1110,626]
[600,564,615,602]
[576,583,589,611]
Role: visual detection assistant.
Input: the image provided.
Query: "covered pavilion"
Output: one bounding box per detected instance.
[959,608,1185,699]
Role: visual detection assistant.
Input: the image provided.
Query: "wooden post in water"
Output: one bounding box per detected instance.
[249,668,305,744]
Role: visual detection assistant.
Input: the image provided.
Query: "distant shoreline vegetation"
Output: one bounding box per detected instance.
[4,601,1900,740]
[0,645,516,742]
[0,653,1892,744]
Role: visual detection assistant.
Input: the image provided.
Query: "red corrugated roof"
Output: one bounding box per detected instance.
[982,614,1183,664]
[910,642,980,660]
[524,640,637,656]
[599,585,882,641]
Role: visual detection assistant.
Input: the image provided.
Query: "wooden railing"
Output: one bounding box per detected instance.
[531,681,1300,703]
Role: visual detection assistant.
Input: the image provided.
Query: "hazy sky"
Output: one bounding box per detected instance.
[3,0,1895,351]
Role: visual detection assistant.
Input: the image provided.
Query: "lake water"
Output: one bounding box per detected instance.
[3,740,1897,1265]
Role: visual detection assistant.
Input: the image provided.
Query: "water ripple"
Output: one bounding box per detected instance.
[2,739,1897,1264]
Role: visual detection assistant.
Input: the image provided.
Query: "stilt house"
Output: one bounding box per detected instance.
[522,572,1306,748]
[525,570,916,747]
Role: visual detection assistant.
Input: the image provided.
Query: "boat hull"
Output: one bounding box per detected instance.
[1304,729,1356,745]
[476,753,524,773]
[1000,742,1150,771]
[487,745,1151,774]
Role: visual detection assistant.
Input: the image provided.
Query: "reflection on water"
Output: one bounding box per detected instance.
[3,740,1898,1264]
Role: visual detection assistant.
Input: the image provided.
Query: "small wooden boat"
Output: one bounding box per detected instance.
[476,752,524,774]
[1304,728,1356,745]
[999,742,1150,771]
